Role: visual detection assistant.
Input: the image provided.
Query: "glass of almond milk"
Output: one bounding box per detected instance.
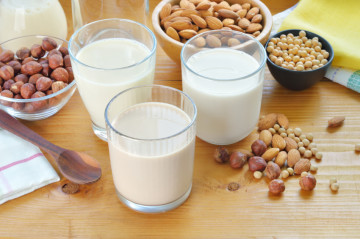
[105,85,197,213]
[69,19,156,141]
[181,30,266,145]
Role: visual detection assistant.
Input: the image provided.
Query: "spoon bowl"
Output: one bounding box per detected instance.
[0,109,101,184]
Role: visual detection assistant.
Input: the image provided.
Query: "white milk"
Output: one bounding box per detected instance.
[73,38,154,128]
[0,0,67,43]
[182,48,264,145]
[108,102,195,205]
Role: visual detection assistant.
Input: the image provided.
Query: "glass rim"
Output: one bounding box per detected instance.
[68,18,157,71]
[105,84,197,141]
[180,30,266,82]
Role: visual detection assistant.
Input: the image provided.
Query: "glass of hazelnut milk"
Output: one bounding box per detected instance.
[69,19,156,141]
[181,30,266,145]
[105,85,197,213]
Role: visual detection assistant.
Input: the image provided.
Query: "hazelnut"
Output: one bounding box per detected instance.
[30,44,45,58]
[264,161,281,180]
[0,89,14,98]
[51,81,66,93]
[16,47,31,60]
[41,63,51,77]
[29,73,44,84]
[268,179,285,194]
[12,94,24,110]
[23,102,36,113]
[42,37,57,51]
[66,67,74,82]
[0,65,15,80]
[7,60,22,74]
[214,146,230,163]
[22,57,35,65]
[36,77,52,91]
[59,46,69,56]
[38,58,48,64]
[51,67,69,83]
[20,83,36,99]
[3,79,15,90]
[10,81,24,94]
[294,158,311,175]
[31,91,47,110]
[299,173,316,191]
[0,50,14,63]
[48,54,63,69]
[251,139,267,156]
[64,55,71,68]
[248,156,267,172]
[21,61,43,75]
[229,151,247,169]
[48,49,62,57]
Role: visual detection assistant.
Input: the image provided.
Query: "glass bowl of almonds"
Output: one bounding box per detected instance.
[265,29,334,91]
[152,0,272,64]
[0,35,76,120]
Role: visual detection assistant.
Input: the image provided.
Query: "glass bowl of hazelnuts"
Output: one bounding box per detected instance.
[0,35,76,120]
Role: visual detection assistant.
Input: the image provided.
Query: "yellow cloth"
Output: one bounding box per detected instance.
[279,0,360,69]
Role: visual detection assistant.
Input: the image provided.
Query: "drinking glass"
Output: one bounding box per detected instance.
[105,85,197,213]
[69,19,156,141]
[181,30,266,145]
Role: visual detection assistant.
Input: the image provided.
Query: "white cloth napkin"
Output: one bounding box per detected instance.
[271,4,360,94]
[0,128,59,205]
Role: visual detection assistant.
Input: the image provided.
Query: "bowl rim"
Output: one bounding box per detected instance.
[265,29,334,73]
[152,0,273,47]
[0,34,76,103]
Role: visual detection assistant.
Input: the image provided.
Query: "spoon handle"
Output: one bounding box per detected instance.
[0,109,64,158]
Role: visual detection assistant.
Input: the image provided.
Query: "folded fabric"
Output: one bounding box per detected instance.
[278,0,360,70]
[0,128,59,205]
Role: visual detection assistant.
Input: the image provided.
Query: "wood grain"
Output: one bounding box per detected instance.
[2,0,360,238]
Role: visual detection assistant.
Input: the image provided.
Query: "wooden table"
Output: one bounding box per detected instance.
[2,0,360,238]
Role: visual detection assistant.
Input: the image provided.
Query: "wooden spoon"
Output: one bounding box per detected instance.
[0,109,101,184]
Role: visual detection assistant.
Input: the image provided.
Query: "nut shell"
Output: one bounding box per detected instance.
[299,174,316,191]
[294,158,311,175]
[268,179,285,194]
[251,139,267,156]
[229,151,247,169]
[265,161,281,180]
[248,156,267,172]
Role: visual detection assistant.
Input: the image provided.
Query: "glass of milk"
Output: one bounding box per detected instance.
[105,85,197,213]
[181,30,266,145]
[0,0,67,43]
[69,19,157,141]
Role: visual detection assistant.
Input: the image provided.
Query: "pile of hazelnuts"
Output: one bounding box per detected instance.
[0,37,73,112]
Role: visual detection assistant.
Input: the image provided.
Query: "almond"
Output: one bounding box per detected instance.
[205,16,223,29]
[206,34,221,48]
[251,14,262,23]
[180,9,200,17]
[231,3,242,12]
[222,18,235,27]
[180,0,195,9]
[284,137,298,152]
[237,9,247,18]
[262,148,280,161]
[193,36,206,47]
[213,3,231,11]
[227,24,244,32]
[246,23,262,33]
[179,29,197,39]
[190,14,207,28]
[196,1,211,10]
[258,113,277,130]
[227,37,240,47]
[160,3,172,20]
[217,9,239,19]
[275,151,287,167]
[246,7,259,20]
[328,116,345,127]
[166,27,180,41]
[272,134,286,150]
[199,10,213,18]
[277,113,289,129]
[294,158,311,175]
[259,129,272,146]
[287,149,301,167]
[160,11,183,25]
[238,18,250,29]
[170,20,193,31]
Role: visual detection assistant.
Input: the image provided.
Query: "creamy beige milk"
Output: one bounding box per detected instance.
[74,38,154,128]
[0,0,67,43]
[108,102,195,206]
[182,48,263,145]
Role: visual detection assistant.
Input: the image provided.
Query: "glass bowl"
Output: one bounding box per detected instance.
[0,35,76,120]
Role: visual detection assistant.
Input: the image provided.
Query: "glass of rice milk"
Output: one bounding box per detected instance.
[181,30,266,145]
[105,85,197,213]
[69,19,156,141]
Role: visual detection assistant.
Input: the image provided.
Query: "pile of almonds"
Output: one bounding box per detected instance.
[0,37,73,112]
[214,113,325,195]
[159,0,264,44]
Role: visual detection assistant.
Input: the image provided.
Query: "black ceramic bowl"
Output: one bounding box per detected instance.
[265,29,334,91]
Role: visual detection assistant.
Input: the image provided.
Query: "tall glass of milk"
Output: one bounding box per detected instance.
[105,85,197,213]
[181,30,266,145]
[0,0,67,43]
[69,19,156,141]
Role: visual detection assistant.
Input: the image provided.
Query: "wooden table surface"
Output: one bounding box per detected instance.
[2,0,360,238]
